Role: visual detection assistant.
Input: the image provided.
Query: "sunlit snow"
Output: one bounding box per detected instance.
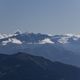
[39,38,54,44]
[2,38,22,45]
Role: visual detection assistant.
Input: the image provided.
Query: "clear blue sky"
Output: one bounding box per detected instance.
[0,0,80,34]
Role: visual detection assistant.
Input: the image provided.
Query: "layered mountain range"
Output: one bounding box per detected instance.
[0,31,80,67]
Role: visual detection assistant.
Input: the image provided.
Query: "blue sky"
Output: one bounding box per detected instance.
[0,0,80,34]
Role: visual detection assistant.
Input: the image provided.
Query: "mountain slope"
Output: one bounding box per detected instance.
[0,32,80,67]
[0,52,80,80]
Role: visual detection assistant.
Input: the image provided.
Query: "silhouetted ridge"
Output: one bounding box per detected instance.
[0,52,79,80]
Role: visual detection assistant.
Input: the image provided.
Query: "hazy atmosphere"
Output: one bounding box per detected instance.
[0,0,80,34]
[0,1,80,80]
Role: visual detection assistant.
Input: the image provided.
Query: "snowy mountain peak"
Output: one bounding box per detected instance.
[14,30,22,35]
[2,38,22,45]
[0,33,9,39]
[39,38,54,44]
[0,32,80,45]
[1,32,80,46]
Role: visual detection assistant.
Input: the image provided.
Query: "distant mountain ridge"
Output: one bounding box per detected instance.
[0,32,80,67]
[0,32,80,45]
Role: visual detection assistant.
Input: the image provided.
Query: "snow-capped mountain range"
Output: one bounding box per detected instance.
[1,32,80,45]
[1,31,80,67]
